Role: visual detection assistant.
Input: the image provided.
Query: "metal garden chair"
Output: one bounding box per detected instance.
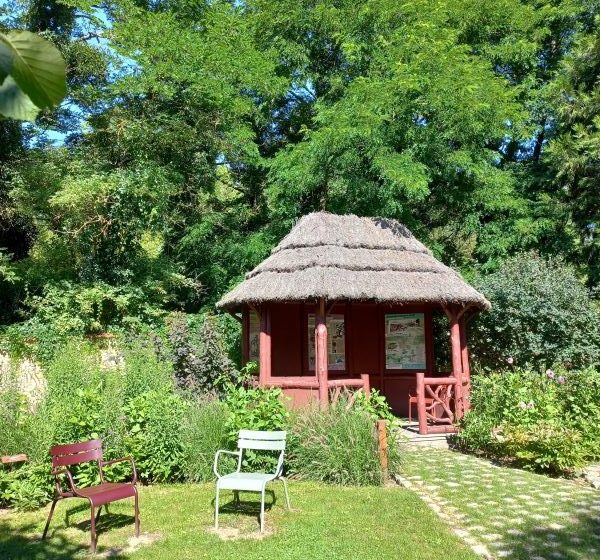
[213,430,291,533]
[43,439,139,553]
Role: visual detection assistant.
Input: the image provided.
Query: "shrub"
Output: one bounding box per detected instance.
[166,312,239,396]
[223,384,289,471]
[470,253,600,371]
[457,368,600,474]
[287,399,399,486]
[181,397,230,482]
[0,463,54,510]
[351,389,396,422]
[223,384,289,443]
[123,391,186,483]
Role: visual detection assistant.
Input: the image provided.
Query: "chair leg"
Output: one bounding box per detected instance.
[134,489,140,537]
[95,505,103,524]
[260,487,265,533]
[233,490,240,506]
[408,400,412,423]
[214,486,220,530]
[42,498,58,539]
[281,478,291,510]
[90,505,97,554]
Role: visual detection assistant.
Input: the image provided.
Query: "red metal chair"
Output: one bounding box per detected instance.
[42,439,139,553]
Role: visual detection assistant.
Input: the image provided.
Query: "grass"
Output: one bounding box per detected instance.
[401,447,600,560]
[0,481,479,560]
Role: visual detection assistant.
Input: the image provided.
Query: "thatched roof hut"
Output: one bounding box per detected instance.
[217,212,489,311]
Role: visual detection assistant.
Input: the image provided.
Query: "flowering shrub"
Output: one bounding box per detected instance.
[457,368,600,474]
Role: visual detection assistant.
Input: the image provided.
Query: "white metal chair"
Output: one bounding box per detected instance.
[213,430,291,533]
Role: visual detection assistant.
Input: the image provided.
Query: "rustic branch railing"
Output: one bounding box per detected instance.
[265,374,370,401]
[416,372,459,435]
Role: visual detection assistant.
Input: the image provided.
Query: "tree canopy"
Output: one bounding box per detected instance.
[0,0,598,336]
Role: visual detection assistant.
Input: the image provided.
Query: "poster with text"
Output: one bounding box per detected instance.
[385,313,426,369]
[308,314,346,370]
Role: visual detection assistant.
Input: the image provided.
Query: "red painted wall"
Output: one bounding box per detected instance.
[250,302,438,417]
[271,303,303,377]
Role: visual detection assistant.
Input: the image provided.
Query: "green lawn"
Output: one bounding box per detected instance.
[401,448,600,560]
[0,481,478,560]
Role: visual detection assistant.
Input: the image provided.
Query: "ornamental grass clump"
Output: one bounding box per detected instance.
[286,398,399,486]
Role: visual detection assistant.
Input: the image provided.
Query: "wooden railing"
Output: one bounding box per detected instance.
[265,374,370,401]
[416,372,459,435]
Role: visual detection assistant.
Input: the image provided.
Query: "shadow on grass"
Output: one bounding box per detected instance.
[214,489,277,527]
[504,508,600,559]
[63,502,136,534]
[0,501,139,560]
[0,518,87,560]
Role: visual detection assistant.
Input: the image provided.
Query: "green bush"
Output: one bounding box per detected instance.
[457,368,600,474]
[123,391,186,483]
[287,399,399,486]
[351,389,396,422]
[470,253,600,371]
[0,463,54,511]
[223,384,289,443]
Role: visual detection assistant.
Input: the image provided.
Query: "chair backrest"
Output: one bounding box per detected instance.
[237,430,287,452]
[50,439,103,469]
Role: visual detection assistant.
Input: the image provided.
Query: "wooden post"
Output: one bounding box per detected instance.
[459,315,471,413]
[377,419,388,482]
[259,306,271,385]
[361,373,370,397]
[316,298,328,408]
[416,372,428,435]
[448,309,463,420]
[242,307,249,366]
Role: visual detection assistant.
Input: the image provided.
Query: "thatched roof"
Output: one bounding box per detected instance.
[217,212,490,311]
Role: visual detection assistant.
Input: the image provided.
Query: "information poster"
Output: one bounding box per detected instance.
[308,314,346,371]
[249,312,260,362]
[385,313,426,370]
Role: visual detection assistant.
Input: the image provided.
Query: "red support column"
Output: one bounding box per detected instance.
[316,298,328,408]
[259,306,271,386]
[448,309,464,420]
[242,307,249,366]
[416,372,428,435]
[459,315,471,413]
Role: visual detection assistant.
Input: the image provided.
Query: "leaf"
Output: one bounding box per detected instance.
[0,31,66,109]
[0,76,39,120]
[0,39,12,85]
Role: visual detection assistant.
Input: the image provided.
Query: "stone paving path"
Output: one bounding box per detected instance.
[399,448,600,560]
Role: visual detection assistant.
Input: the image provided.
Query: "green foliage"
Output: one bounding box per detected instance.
[457,368,600,474]
[181,397,230,482]
[223,384,289,444]
[470,253,600,370]
[123,391,186,483]
[0,462,53,510]
[286,399,392,486]
[0,30,66,120]
[351,389,395,422]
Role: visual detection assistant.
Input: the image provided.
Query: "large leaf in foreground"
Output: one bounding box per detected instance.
[0,30,66,109]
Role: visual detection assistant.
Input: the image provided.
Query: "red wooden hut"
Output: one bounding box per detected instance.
[217,212,489,434]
